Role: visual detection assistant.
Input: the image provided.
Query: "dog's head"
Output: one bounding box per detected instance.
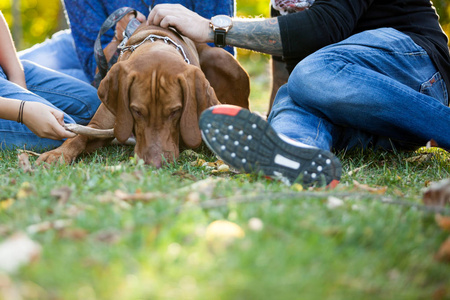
[98,42,219,168]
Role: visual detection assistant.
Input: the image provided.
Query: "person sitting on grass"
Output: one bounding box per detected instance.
[0,12,100,150]
[147,0,450,187]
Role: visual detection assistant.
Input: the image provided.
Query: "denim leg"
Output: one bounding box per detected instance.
[269,28,450,151]
[0,61,100,150]
[18,29,90,83]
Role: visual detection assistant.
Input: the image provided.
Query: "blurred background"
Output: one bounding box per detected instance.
[0,0,449,112]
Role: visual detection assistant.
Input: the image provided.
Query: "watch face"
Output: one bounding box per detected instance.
[212,15,232,28]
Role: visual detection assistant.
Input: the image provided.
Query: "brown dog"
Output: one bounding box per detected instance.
[37,25,249,167]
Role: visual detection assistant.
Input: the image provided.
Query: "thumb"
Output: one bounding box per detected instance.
[52,110,66,126]
[51,110,76,138]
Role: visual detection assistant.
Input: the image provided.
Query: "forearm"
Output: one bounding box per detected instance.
[0,13,26,87]
[225,18,284,56]
[0,97,22,122]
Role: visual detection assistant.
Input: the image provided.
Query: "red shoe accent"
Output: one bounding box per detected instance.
[212,105,241,116]
[327,179,340,189]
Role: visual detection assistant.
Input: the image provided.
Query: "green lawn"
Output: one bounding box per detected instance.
[1,139,450,299]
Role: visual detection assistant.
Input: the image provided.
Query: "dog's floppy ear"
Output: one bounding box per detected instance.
[97,62,134,143]
[179,67,220,148]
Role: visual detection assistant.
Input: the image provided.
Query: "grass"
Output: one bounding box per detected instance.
[1,58,450,299]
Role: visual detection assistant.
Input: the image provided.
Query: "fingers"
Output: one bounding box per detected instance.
[147,4,184,26]
[50,110,76,139]
[136,11,146,23]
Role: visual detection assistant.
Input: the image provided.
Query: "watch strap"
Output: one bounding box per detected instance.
[214,28,227,48]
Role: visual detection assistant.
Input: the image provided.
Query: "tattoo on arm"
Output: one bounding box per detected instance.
[226,18,283,56]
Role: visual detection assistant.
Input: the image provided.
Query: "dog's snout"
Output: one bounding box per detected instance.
[135,150,176,169]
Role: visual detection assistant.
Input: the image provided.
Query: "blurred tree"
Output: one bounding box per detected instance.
[0,0,66,50]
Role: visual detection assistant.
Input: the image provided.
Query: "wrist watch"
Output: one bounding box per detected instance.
[210,15,233,48]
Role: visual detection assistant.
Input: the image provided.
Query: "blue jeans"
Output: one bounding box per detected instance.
[0,60,100,150]
[18,29,90,83]
[268,28,450,151]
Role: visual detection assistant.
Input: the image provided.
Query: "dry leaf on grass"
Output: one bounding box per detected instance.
[0,199,14,211]
[0,232,41,273]
[435,214,450,231]
[114,189,163,202]
[347,164,370,176]
[16,182,34,199]
[26,219,73,235]
[353,180,388,194]
[205,220,245,251]
[176,178,223,199]
[50,186,72,205]
[435,237,450,263]
[0,273,22,300]
[423,178,450,207]
[17,153,33,173]
[404,153,434,163]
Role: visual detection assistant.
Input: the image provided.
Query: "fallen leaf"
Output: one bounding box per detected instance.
[427,139,439,148]
[353,180,387,194]
[176,178,223,198]
[435,214,450,231]
[0,232,42,273]
[0,273,22,300]
[423,178,450,207]
[50,186,72,205]
[17,153,33,173]
[248,218,264,231]
[405,153,434,163]
[92,229,121,244]
[327,196,344,209]
[114,189,162,202]
[16,182,34,199]
[17,149,41,157]
[26,219,73,235]
[58,228,88,240]
[347,163,370,176]
[291,183,304,192]
[435,237,450,263]
[0,199,14,211]
[205,220,245,247]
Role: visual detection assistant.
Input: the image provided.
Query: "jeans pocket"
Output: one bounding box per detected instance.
[419,72,448,106]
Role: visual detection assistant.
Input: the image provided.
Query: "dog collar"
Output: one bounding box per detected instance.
[119,34,191,64]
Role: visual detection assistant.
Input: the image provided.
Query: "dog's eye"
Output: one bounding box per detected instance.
[169,108,182,119]
[131,108,144,118]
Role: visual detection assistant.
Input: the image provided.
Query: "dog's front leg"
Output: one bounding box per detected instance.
[36,104,116,165]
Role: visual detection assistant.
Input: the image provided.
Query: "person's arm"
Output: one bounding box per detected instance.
[147,4,283,56]
[148,0,374,57]
[0,12,26,89]
[0,97,76,140]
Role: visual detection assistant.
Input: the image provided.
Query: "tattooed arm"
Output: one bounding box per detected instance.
[147,4,283,56]
[227,19,283,56]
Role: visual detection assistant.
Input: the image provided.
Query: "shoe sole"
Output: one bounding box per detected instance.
[199,105,342,187]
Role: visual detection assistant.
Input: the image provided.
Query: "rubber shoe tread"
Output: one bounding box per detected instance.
[199,106,342,187]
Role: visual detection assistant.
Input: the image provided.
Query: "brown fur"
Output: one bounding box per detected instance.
[37,25,249,167]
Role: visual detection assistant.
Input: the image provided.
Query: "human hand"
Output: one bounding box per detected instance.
[147,4,212,43]
[22,102,77,140]
[114,11,146,41]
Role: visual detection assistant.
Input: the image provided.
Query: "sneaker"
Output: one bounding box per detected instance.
[199,105,342,187]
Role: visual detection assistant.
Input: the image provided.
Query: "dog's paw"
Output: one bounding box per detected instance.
[36,150,74,167]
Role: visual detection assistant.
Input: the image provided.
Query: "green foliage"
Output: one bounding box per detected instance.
[0,0,63,50]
